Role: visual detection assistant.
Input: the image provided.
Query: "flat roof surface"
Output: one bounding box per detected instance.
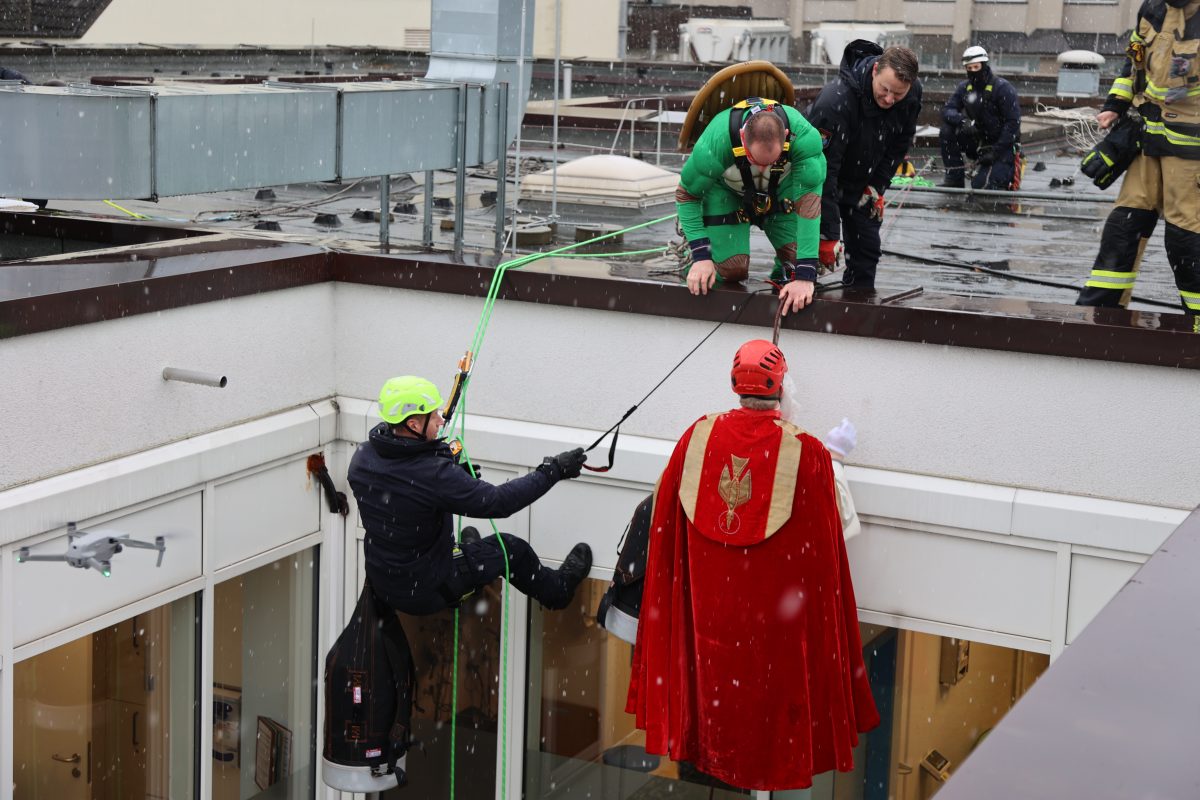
[19,149,1181,314]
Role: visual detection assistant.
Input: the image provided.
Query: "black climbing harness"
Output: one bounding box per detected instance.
[722,98,794,228]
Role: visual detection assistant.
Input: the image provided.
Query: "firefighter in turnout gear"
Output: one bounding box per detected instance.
[939,46,1022,190]
[1078,0,1200,314]
[678,99,826,315]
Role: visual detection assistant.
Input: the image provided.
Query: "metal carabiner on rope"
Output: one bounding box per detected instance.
[441,350,474,432]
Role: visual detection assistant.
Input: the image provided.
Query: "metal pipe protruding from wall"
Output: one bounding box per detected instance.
[162,368,228,388]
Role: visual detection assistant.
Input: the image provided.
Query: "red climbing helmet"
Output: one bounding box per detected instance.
[731,339,787,396]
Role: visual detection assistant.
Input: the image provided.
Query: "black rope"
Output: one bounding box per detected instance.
[582,287,775,472]
[882,247,1181,311]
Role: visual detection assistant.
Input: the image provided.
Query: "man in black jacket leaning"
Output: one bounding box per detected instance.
[349,375,593,616]
[805,41,922,289]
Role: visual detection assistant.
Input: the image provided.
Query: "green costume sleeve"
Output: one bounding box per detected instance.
[677,108,735,260]
[785,107,827,263]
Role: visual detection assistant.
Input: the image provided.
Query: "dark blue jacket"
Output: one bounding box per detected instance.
[941,66,1021,149]
[804,39,922,241]
[0,67,29,83]
[348,423,556,614]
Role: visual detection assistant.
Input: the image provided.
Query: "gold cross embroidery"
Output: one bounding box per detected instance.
[718,455,752,529]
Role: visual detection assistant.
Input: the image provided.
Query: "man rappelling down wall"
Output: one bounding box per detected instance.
[349,376,594,616]
[675,62,827,316]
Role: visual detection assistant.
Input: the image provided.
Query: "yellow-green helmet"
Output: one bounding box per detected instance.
[378,376,443,424]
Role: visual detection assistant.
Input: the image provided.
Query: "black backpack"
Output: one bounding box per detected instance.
[596,494,654,644]
[322,580,415,792]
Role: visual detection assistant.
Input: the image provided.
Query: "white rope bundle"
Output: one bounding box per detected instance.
[1035,103,1103,153]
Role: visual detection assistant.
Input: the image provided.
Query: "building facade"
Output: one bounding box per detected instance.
[646,0,1139,70]
[0,233,1194,799]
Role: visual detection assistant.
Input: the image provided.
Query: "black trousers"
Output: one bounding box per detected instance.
[443,533,571,610]
[838,200,883,288]
[1077,154,1200,314]
[940,124,1017,190]
[369,533,569,616]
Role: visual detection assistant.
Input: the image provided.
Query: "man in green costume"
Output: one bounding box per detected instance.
[677,98,827,314]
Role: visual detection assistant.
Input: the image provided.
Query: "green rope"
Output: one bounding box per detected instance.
[540,246,668,259]
[468,214,678,361]
[889,175,936,188]
[446,212,678,800]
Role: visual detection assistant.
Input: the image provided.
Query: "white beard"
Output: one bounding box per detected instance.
[779,373,803,427]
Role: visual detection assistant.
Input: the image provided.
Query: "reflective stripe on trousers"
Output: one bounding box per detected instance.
[1078,154,1200,313]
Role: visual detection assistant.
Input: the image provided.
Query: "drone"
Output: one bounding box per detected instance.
[17,522,166,577]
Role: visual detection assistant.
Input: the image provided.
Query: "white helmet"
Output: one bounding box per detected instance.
[962,45,989,66]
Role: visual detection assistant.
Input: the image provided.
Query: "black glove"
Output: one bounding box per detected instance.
[538,447,587,481]
[977,145,995,167]
[960,119,976,139]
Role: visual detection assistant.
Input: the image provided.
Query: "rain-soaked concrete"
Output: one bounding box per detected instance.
[19,110,1183,316]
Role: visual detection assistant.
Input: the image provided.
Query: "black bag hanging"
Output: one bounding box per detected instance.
[322,580,415,792]
[596,494,654,644]
[1081,113,1143,190]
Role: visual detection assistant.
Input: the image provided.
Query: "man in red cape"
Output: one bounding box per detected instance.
[626,339,879,791]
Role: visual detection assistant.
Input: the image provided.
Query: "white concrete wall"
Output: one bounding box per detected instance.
[70,0,618,59]
[79,0,431,47]
[333,284,1200,510]
[0,284,335,492]
[532,0,620,60]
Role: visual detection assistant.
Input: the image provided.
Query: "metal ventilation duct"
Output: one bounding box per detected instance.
[0,0,533,200]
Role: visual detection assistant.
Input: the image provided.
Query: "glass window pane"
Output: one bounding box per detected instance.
[524,579,747,799]
[14,594,197,800]
[213,548,318,800]
[382,587,504,800]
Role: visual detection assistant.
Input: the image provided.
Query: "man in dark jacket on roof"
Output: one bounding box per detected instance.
[348,375,593,616]
[804,41,922,289]
[940,46,1021,190]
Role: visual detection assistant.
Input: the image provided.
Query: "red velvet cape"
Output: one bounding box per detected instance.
[626,408,879,791]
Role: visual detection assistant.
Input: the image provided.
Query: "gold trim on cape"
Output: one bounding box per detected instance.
[765,419,804,537]
[678,414,719,523]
